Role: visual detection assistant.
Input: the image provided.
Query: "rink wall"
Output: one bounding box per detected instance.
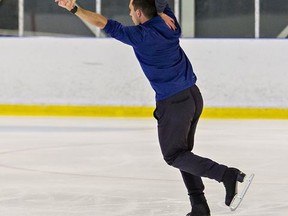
[0,37,287,118]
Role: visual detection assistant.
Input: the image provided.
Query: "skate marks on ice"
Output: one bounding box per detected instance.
[0,187,188,216]
[0,117,189,216]
[0,117,288,216]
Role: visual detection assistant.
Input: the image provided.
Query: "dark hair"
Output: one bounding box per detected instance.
[132,0,157,19]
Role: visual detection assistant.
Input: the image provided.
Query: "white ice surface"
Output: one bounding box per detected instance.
[0,117,287,216]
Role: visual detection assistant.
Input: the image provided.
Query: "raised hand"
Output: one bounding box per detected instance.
[55,0,76,11]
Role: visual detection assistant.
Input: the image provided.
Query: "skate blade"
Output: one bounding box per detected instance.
[229,173,255,211]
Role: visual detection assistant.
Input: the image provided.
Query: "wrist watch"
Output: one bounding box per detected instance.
[70,5,78,14]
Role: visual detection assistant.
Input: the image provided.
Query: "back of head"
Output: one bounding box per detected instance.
[132,0,157,19]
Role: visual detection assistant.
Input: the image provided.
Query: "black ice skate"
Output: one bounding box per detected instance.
[222,167,254,211]
[186,202,211,216]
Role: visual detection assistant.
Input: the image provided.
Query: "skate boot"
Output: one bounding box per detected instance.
[222,167,246,206]
[186,202,211,216]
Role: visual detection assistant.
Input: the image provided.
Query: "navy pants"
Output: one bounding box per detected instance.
[154,85,227,205]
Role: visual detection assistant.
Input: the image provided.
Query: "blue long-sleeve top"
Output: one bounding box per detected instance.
[103,4,197,101]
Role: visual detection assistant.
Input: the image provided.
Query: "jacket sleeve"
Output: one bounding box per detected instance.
[155,0,168,13]
[103,19,143,47]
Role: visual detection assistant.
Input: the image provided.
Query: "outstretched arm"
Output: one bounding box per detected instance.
[155,0,176,30]
[55,0,108,29]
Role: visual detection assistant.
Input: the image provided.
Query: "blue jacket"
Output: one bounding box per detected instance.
[103,4,196,101]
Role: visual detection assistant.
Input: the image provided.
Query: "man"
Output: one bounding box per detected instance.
[56,0,250,215]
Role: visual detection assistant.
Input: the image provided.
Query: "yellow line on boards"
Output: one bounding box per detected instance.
[202,107,288,119]
[0,104,154,117]
[0,104,287,119]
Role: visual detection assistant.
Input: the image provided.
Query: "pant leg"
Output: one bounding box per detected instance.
[180,92,206,205]
[180,171,207,205]
[154,85,227,182]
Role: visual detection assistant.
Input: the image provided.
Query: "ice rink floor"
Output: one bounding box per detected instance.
[0,117,287,216]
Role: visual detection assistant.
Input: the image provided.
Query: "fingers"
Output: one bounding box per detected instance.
[168,24,176,31]
[55,0,66,8]
[55,0,75,10]
[166,19,176,30]
[160,13,177,31]
[168,17,176,30]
